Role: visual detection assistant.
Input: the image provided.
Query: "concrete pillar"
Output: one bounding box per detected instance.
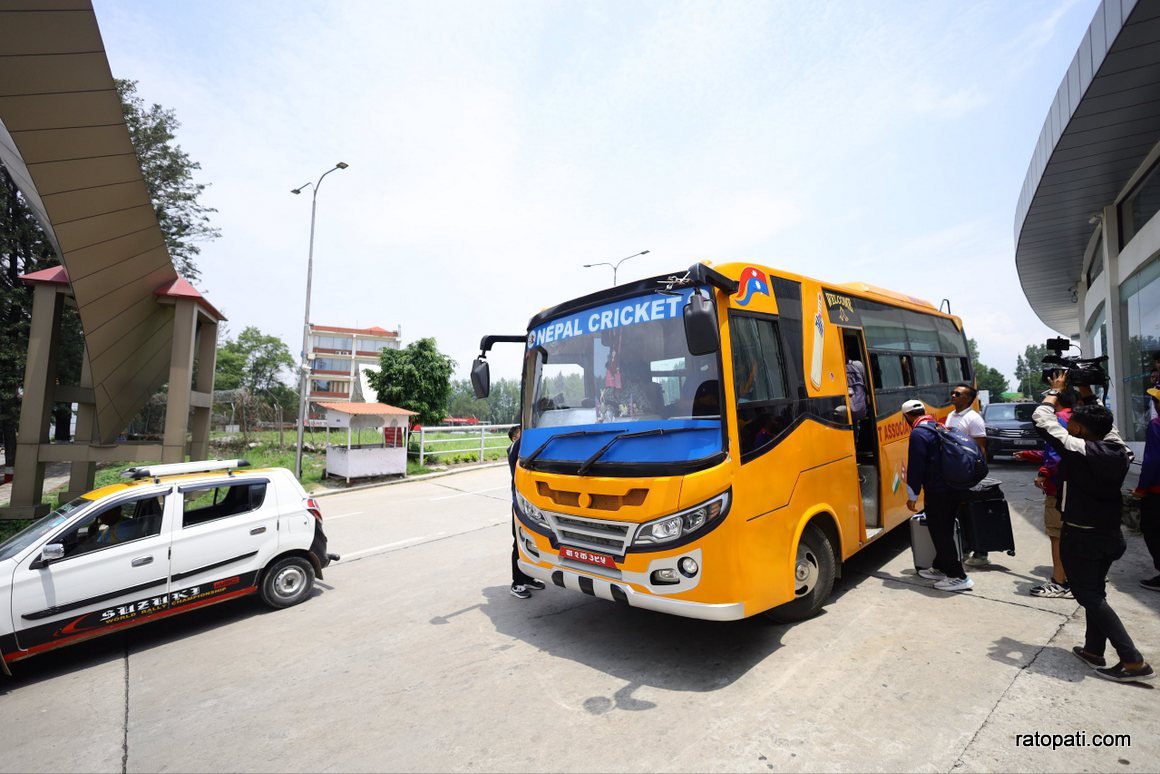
[9,283,64,517]
[64,348,97,500]
[162,299,198,463]
[1100,204,1130,433]
[189,319,218,461]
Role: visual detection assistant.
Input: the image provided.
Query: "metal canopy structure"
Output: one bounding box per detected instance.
[0,0,223,517]
[0,0,180,442]
[1015,0,1160,335]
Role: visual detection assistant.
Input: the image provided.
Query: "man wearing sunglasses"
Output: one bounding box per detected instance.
[946,383,989,566]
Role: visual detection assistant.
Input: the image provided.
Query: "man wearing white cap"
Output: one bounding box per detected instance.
[902,398,973,592]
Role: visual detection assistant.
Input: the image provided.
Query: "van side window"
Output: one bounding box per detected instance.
[183,482,268,528]
[59,494,166,556]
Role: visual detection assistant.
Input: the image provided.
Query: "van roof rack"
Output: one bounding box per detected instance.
[122,459,251,480]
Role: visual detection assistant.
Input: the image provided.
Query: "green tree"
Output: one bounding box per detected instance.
[217,326,294,395]
[366,338,455,426]
[1,168,57,462]
[214,327,295,434]
[485,378,521,425]
[446,378,490,421]
[967,338,1010,398]
[117,79,220,281]
[1014,343,1048,398]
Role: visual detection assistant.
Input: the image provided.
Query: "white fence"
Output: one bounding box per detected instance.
[413,423,518,466]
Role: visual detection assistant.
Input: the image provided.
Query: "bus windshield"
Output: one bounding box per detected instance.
[521,287,724,471]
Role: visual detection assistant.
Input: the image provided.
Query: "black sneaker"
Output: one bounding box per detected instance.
[523,579,547,591]
[510,583,532,599]
[1140,575,1160,592]
[1071,646,1106,669]
[1095,662,1155,682]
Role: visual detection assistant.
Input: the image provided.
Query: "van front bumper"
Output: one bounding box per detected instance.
[518,560,746,622]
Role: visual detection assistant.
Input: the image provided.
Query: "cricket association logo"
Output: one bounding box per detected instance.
[736,267,769,307]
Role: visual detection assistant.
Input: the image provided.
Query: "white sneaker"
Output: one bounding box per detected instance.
[964,553,991,567]
[934,576,974,592]
[917,568,946,580]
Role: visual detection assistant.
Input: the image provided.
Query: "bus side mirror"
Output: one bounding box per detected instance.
[683,292,719,356]
[471,358,491,399]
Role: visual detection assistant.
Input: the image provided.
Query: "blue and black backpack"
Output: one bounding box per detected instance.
[916,422,989,490]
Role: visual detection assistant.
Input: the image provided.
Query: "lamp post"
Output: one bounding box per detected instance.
[291,161,349,479]
[583,249,650,286]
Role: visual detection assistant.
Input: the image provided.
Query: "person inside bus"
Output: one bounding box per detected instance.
[903,398,974,592]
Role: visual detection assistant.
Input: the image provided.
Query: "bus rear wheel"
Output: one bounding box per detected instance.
[764,523,836,623]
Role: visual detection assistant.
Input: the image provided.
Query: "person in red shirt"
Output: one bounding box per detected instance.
[1014,389,1077,597]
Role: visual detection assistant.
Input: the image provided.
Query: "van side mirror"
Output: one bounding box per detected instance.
[31,542,65,569]
[470,358,491,399]
[683,292,719,356]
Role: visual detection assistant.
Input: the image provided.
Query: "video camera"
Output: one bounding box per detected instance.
[1041,336,1108,387]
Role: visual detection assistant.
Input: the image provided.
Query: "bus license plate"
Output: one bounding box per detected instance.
[560,546,615,568]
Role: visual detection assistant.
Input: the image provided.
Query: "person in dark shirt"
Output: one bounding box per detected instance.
[903,398,973,592]
[1033,375,1153,682]
[508,425,545,599]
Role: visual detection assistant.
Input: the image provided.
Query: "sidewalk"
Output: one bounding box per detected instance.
[0,462,72,511]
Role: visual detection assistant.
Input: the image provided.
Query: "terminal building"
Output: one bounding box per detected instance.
[1015,0,1160,453]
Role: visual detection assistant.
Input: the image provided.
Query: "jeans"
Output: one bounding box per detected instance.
[925,490,966,579]
[511,505,534,585]
[1060,524,1143,664]
[1141,494,1160,573]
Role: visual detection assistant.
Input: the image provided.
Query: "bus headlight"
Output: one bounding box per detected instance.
[516,492,547,526]
[632,491,730,546]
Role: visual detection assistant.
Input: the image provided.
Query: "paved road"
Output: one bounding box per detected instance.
[1,462,1157,773]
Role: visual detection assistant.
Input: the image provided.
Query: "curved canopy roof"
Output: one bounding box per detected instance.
[0,0,205,443]
[1014,0,1160,335]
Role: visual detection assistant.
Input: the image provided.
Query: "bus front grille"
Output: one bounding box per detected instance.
[544,511,634,555]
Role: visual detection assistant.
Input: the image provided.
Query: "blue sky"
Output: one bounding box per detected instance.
[91,0,1096,387]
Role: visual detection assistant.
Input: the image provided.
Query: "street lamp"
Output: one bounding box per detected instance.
[291,161,349,479]
[583,249,650,285]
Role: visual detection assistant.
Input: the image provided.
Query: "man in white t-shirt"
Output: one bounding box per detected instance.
[947,382,989,566]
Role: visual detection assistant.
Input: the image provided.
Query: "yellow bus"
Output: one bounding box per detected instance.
[473,261,973,621]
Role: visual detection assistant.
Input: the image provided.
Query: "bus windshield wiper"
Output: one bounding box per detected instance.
[523,429,609,466]
[577,428,665,475]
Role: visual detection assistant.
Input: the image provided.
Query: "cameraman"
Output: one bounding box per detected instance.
[1033,372,1153,682]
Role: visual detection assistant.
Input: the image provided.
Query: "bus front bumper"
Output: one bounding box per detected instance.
[518,560,747,622]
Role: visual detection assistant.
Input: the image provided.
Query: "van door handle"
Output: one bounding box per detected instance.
[131,556,153,567]
[250,526,267,535]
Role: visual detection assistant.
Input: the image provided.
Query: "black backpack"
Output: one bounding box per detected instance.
[917,422,988,490]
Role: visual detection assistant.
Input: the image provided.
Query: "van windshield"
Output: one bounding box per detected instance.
[0,497,91,562]
[985,403,1038,422]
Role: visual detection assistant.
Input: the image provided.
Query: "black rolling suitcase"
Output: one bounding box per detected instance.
[959,478,1015,556]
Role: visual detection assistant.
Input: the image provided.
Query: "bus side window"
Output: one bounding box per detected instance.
[729,313,791,457]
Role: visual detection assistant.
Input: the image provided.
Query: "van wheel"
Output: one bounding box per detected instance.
[764,524,836,623]
[260,556,315,609]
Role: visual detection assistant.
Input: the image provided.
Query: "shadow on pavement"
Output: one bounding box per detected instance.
[468,583,786,703]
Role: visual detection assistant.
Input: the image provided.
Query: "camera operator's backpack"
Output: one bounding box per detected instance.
[917,422,988,490]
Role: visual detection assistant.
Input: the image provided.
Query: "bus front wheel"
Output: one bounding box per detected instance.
[764,523,836,623]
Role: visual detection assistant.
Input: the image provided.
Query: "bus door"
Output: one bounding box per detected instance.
[840,329,881,531]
